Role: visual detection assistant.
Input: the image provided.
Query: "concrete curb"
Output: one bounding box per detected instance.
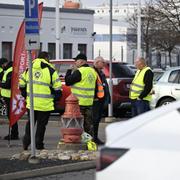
[0,160,96,180]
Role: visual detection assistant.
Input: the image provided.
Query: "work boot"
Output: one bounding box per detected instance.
[4,134,19,140]
[23,143,28,150]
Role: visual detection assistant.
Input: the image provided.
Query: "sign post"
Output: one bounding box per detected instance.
[24,0,40,163]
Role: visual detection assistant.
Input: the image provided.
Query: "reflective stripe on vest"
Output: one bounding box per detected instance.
[71,67,97,106]
[1,67,12,98]
[96,74,104,98]
[129,67,152,101]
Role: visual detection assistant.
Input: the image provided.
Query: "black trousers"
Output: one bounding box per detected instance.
[4,97,19,137]
[23,110,50,150]
[92,100,104,140]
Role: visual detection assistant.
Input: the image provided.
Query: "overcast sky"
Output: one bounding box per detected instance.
[0,0,142,7]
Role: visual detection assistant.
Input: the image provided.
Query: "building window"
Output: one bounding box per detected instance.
[63,43,72,59]
[37,42,43,56]
[40,42,43,51]
[78,44,87,55]
[48,43,56,59]
[2,42,12,61]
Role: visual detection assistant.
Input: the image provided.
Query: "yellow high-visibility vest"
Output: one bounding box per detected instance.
[19,58,62,111]
[71,66,97,106]
[129,67,152,101]
[0,67,3,74]
[1,67,12,98]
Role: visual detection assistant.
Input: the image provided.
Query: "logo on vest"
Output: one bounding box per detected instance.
[87,73,95,83]
[34,70,42,79]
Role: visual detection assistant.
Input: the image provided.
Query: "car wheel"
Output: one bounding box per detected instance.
[158,98,175,107]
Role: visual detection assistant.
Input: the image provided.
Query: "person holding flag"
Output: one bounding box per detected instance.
[1,59,19,140]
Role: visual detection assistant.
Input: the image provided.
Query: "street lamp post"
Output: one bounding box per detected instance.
[108,0,113,117]
[137,0,142,57]
[56,0,60,59]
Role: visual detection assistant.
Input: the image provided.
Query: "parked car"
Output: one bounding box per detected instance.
[151,67,180,109]
[127,64,137,73]
[152,68,164,82]
[96,100,180,180]
[50,59,135,115]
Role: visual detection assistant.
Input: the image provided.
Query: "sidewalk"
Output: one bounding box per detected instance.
[0,116,108,179]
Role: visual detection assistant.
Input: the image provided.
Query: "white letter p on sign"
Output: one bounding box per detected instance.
[29,0,35,17]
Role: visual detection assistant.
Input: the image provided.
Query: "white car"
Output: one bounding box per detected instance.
[151,67,180,109]
[96,100,180,180]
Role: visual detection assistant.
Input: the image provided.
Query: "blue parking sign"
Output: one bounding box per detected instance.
[25,0,39,34]
[25,0,38,19]
[24,0,40,50]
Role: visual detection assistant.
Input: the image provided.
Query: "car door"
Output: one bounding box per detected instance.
[169,70,180,99]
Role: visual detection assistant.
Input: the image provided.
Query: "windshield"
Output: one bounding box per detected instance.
[153,71,164,82]
[105,63,135,78]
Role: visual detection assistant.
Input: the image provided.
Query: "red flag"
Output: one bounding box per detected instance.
[9,3,43,126]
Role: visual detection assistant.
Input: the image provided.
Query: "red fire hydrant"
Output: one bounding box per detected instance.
[60,94,84,143]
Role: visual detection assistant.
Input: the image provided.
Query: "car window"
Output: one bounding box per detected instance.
[168,70,180,83]
[54,64,71,77]
[54,62,93,78]
[105,63,135,78]
[153,71,164,82]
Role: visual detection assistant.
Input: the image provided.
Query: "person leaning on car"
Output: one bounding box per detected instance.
[129,57,154,117]
[19,51,62,150]
[65,53,97,136]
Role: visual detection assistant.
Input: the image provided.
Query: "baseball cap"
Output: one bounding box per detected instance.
[73,53,87,61]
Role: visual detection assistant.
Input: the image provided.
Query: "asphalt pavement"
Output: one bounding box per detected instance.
[0,115,110,180]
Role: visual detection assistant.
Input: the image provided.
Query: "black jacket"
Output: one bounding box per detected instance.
[139,69,154,99]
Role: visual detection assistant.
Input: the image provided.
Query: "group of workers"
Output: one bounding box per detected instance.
[0,51,153,150]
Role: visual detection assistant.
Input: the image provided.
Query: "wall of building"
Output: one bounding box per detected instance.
[0,4,94,60]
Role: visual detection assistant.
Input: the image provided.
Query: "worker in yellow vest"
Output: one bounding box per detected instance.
[92,56,110,145]
[19,51,62,150]
[0,58,8,140]
[129,57,154,117]
[1,60,19,140]
[65,53,97,136]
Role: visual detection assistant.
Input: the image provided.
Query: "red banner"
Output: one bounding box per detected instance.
[9,3,43,126]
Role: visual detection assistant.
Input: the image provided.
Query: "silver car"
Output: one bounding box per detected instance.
[151,67,180,109]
